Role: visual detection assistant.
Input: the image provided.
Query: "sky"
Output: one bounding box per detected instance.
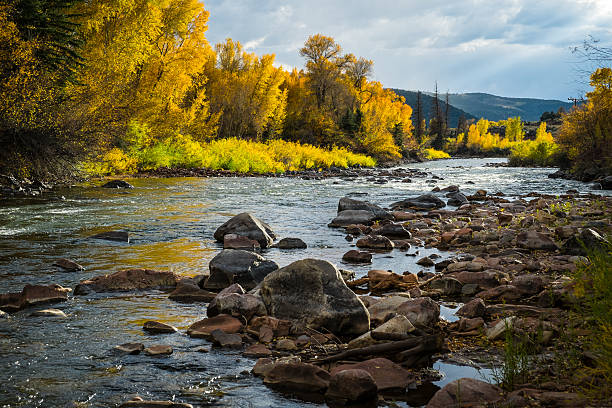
[202,0,612,101]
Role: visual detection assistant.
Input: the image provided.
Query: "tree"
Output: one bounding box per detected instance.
[414,91,424,144]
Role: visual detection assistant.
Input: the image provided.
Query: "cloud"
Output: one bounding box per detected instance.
[203,0,612,99]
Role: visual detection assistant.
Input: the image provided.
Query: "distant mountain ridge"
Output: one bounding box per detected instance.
[389,88,476,128]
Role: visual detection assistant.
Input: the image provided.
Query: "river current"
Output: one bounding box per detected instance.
[0,158,607,407]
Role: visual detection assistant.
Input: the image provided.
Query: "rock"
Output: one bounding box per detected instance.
[260,259,370,336]
[428,277,463,296]
[372,314,415,336]
[119,400,192,408]
[249,316,292,337]
[275,338,298,351]
[89,230,129,242]
[342,250,372,264]
[426,378,502,408]
[29,308,67,318]
[223,234,261,251]
[204,249,278,291]
[600,175,612,190]
[207,292,266,320]
[214,213,276,248]
[143,321,177,334]
[368,296,439,327]
[101,180,134,188]
[276,237,307,249]
[374,223,412,239]
[454,317,485,332]
[416,256,435,267]
[263,362,331,394]
[0,310,7,319]
[331,358,414,393]
[210,329,242,348]
[356,235,394,251]
[167,281,216,303]
[244,344,272,358]
[511,275,548,295]
[74,269,177,295]
[325,369,378,404]
[456,298,486,318]
[52,258,84,271]
[461,283,480,296]
[329,210,378,227]
[562,228,609,255]
[187,314,244,338]
[447,192,469,206]
[0,284,70,312]
[144,345,173,356]
[498,213,513,225]
[252,358,275,377]
[391,194,446,211]
[448,270,508,289]
[516,231,558,251]
[486,316,517,340]
[337,197,392,220]
[114,342,144,355]
[477,285,523,302]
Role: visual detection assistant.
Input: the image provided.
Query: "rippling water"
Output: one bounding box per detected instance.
[0,158,607,407]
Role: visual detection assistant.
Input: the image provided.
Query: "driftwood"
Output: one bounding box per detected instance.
[309,334,442,364]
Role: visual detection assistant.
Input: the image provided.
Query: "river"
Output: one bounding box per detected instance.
[0,158,606,407]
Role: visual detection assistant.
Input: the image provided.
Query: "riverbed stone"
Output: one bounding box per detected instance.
[0,284,70,312]
[368,296,439,328]
[114,342,145,355]
[342,250,372,263]
[447,270,508,289]
[29,308,67,318]
[426,378,502,408]
[275,338,298,351]
[329,210,378,227]
[325,369,378,404]
[331,358,414,393]
[187,314,243,338]
[374,223,412,239]
[168,280,216,303]
[391,194,446,211]
[244,343,272,358]
[456,298,486,318]
[416,256,435,267]
[356,235,394,251]
[260,259,370,336]
[276,237,307,249]
[223,234,260,251]
[101,180,134,189]
[143,321,177,334]
[89,230,129,242]
[372,314,415,336]
[210,329,243,348]
[214,213,276,248]
[516,230,558,251]
[428,277,463,296]
[337,197,392,220]
[144,345,173,356]
[207,292,266,320]
[562,228,609,255]
[447,192,469,207]
[74,269,177,295]
[204,249,278,291]
[52,258,84,271]
[263,362,331,394]
[119,400,192,408]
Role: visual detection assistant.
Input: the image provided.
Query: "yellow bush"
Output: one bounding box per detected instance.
[424,148,450,160]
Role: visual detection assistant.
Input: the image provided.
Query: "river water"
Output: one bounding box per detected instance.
[0,158,606,407]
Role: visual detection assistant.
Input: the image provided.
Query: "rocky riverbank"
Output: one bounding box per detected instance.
[1,180,610,407]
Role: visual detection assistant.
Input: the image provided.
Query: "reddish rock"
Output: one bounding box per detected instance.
[167,281,216,303]
[417,256,435,267]
[210,329,242,348]
[223,234,261,251]
[517,231,558,251]
[258,325,274,343]
[252,358,274,377]
[356,235,394,251]
[249,316,292,337]
[144,345,173,356]
[427,378,502,408]
[143,321,177,334]
[456,298,486,318]
[114,342,144,355]
[74,269,177,295]
[331,358,414,393]
[263,362,331,394]
[276,237,307,249]
[448,270,508,289]
[325,369,378,404]
[342,250,372,263]
[477,285,523,302]
[187,314,243,338]
[498,213,513,225]
[244,344,272,358]
[0,284,70,313]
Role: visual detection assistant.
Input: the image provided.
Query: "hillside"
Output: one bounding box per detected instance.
[444,92,574,121]
[390,89,476,128]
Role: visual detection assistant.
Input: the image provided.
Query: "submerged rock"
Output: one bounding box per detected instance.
[101,180,134,189]
[89,230,129,242]
[391,194,446,210]
[29,308,67,318]
[203,249,278,291]
[260,259,370,336]
[337,197,392,220]
[74,269,177,295]
[143,345,173,356]
[52,258,84,271]
[275,237,307,249]
[187,314,243,338]
[329,210,378,227]
[214,213,276,248]
[114,343,145,355]
[143,321,177,334]
[342,250,372,264]
[0,284,70,312]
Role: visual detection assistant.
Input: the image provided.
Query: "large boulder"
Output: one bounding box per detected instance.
[329,210,378,227]
[263,362,331,394]
[204,249,278,291]
[331,358,414,393]
[337,197,392,220]
[74,269,177,295]
[562,228,609,255]
[426,378,502,408]
[0,284,70,313]
[101,180,133,189]
[391,194,446,211]
[368,296,439,327]
[516,231,558,251]
[213,213,276,248]
[446,192,469,206]
[260,259,370,336]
